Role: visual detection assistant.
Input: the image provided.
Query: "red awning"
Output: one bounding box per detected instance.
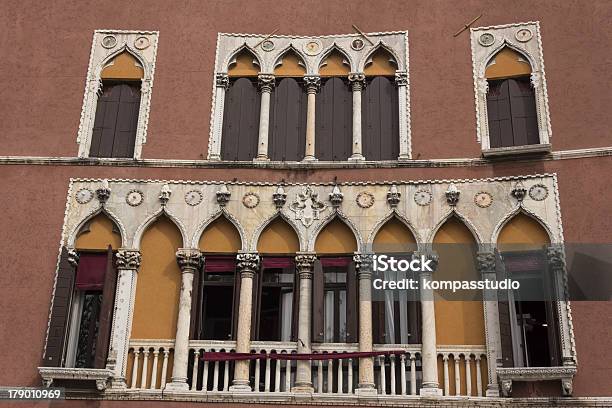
[320,257,352,267]
[205,255,236,273]
[75,253,107,290]
[262,257,294,269]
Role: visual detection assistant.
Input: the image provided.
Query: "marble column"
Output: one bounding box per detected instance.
[476,251,501,397]
[209,73,230,160]
[230,253,260,391]
[255,74,275,161]
[354,253,376,395]
[303,76,321,161]
[166,249,202,391]
[395,71,410,160]
[417,251,442,396]
[293,253,317,392]
[108,249,141,389]
[348,73,366,161]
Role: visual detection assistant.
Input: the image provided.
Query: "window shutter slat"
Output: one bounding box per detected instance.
[94,246,117,368]
[231,266,241,340]
[362,77,399,160]
[221,78,260,161]
[291,265,300,342]
[316,78,352,161]
[189,263,201,340]
[312,259,324,342]
[43,247,76,367]
[346,261,358,343]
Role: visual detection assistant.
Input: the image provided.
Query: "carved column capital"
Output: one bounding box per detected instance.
[258,74,276,92]
[476,251,496,276]
[116,249,141,270]
[237,253,260,278]
[216,73,230,89]
[348,73,366,91]
[546,245,566,271]
[413,251,439,274]
[295,253,317,279]
[303,75,321,94]
[176,249,202,273]
[394,71,408,87]
[354,253,373,280]
[67,248,80,267]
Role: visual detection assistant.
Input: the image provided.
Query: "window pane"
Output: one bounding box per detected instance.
[324,291,334,342]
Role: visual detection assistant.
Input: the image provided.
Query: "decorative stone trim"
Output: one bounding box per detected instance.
[295,254,317,279]
[470,22,551,151]
[236,253,260,278]
[176,249,202,272]
[77,30,159,159]
[116,249,141,270]
[497,366,577,397]
[38,367,113,390]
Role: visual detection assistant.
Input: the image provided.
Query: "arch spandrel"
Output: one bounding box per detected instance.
[74,213,122,250]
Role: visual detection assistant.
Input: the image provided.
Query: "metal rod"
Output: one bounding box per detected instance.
[254,28,280,49]
[453,13,482,37]
[352,24,374,45]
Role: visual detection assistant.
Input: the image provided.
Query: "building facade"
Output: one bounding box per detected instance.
[1,1,611,407]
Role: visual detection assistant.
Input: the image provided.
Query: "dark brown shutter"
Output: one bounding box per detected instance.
[408,299,421,344]
[251,268,261,340]
[315,78,352,160]
[189,263,202,340]
[221,78,260,161]
[90,83,140,158]
[362,76,399,160]
[231,267,241,340]
[44,247,76,367]
[346,261,358,343]
[312,260,324,342]
[372,302,385,344]
[497,251,514,367]
[270,78,307,161]
[291,265,300,342]
[543,262,561,366]
[94,246,117,368]
[508,78,539,146]
[487,80,513,148]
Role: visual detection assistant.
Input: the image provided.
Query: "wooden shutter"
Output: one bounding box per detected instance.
[312,260,324,342]
[291,265,300,342]
[315,78,352,160]
[94,246,117,368]
[372,302,385,344]
[270,78,307,161]
[43,247,76,367]
[90,83,140,158]
[497,251,514,367]
[362,76,399,160]
[346,261,358,343]
[221,78,260,160]
[487,80,513,148]
[231,267,241,340]
[189,264,202,340]
[508,78,539,146]
[251,269,261,340]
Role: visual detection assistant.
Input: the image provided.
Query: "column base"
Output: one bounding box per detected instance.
[486,387,500,397]
[355,384,377,396]
[397,154,411,161]
[302,156,318,162]
[253,156,270,162]
[229,382,252,392]
[164,381,189,392]
[348,154,365,161]
[419,386,443,396]
[292,383,314,393]
[109,377,127,390]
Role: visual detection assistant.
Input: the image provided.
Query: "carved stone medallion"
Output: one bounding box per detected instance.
[261,40,275,52]
[529,184,549,201]
[474,191,493,208]
[126,190,144,207]
[242,192,260,208]
[414,190,432,206]
[351,38,365,51]
[356,191,375,209]
[478,33,495,47]
[515,28,533,42]
[76,188,94,204]
[134,36,150,50]
[101,35,117,49]
[303,40,322,56]
[185,190,203,206]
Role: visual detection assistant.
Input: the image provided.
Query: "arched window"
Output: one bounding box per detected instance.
[362,48,399,160]
[497,213,560,368]
[221,50,260,160]
[44,214,122,369]
[89,52,143,158]
[313,218,358,343]
[315,50,352,161]
[269,51,307,161]
[372,217,420,345]
[196,217,242,341]
[486,48,539,148]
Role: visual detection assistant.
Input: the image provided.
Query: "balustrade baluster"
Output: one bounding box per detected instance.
[274,356,281,392]
[285,356,291,391]
[348,358,353,394]
[380,356,386,395]
[213,360,220,391]
[264,356,271,392]
[454,355,461,395]
[465,355,472,396]
[327,358,333,393]
[150,350,159,389]
[400,354,406,395]
[443,354,449,395]
[191,350,200,391]
[161,350,169,388]
[410,355,416,395]
[254,353,261,392]
[203,359,209,391]
[476,355,483,397]
[390,355,396,395]
[223,357,230,391]
[337,356,343,393]
[131,349,140,389]
[317,358,323,393]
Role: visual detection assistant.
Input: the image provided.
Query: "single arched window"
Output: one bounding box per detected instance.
[486,48,539,148]
[90,52,143,158]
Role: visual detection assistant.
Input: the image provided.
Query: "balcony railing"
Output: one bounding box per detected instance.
[125,340,486,398]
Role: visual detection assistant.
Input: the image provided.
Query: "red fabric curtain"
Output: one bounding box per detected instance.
[205,255,236,273]
[75,253,107,290]
[320,257,351,267]
[262,257,294,269]
[202,350,406,361]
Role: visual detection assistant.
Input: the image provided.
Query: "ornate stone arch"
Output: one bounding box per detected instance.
[316,43,355,74]
[223,43,263,74]
[271,44,310,75]
[358,41,403,72]
[427,209,484,244]
[191,209,247,251]
[308,210,363,252]
[250,211,305,252]
[132,207,188,250]
[478,40,538,79]
[67,206,127,248]
[94,44,149,79]
[491,206,556,244]
[366,210,422,250]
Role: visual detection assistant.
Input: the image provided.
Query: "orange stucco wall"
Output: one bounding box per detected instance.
[364,48,397,76]
[485,47,532,80]
[257,218,299,254]
[319,50,350,77]
[228,50,259,77]
[100,51,144,81]
[74,213,122,250]
[372,217,416,252]
[199,216,242,253]
[273,52,306,77]
[314,218,357,254]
